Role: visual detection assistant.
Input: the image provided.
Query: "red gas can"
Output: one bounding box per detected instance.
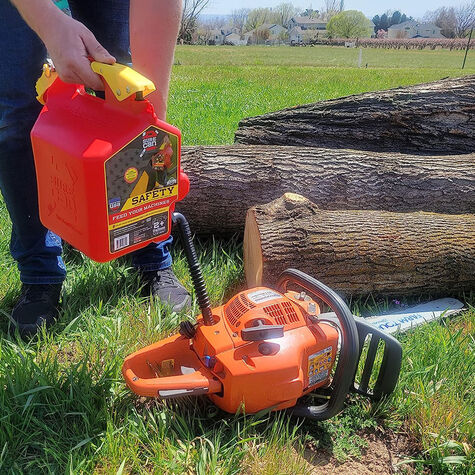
[31,62,189,262]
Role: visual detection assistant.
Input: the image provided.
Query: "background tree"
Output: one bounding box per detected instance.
[179,0,210,43]
[301,8,320,18]
[424,7,456,38]
[273,2,299,26]
[254,27,271,44]
[373,10,410,31]
[372,14,380,32]
[244,8,272,32]
[277,29,290,43]
[322,0,343,19]
[390,10,402,26]
[454,0,475,37]
[194,24,213,44]
[379,13,389,30]
[327,10,373,38]
[231,8,250,34]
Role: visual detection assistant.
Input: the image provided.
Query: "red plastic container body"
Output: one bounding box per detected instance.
[31,79,189,262]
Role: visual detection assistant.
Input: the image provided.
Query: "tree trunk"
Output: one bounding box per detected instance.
[177,145,475,236]
[244,193,475,296]
[235,75,475,155]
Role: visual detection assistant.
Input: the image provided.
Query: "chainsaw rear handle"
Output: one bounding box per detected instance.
[36,61,155,105]
[276,269,359,421]
[123,366,221,399]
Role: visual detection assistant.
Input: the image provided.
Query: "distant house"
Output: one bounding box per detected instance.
[224,32,249,46]
[246,23,288,44]
[222,26,241,36]
[288,25,327,44]
[388,21,444,39]
[209,29,226,45]
[287,16,327,31]
[289,26,303,44]
[265,23,287,38]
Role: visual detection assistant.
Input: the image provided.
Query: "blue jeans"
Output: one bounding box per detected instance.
[0,1,172,284]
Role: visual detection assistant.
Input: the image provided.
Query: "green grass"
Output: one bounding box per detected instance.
[173,45,475,69]
[1,46,474,473]
[169,45,475,145]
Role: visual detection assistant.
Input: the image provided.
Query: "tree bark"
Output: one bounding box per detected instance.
[235,75,475,155]
[244,193,475,296]
[177,145,475,236]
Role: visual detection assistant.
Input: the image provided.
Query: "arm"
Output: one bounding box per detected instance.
[10,0,115,89]
[130,0,183,120]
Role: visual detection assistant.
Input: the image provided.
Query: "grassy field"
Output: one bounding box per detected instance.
[169,45,475,145]
[0,46,474,473]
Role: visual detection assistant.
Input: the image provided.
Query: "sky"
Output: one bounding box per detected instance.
[202,0,469,20]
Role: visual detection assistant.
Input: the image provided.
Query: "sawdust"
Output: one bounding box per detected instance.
[302,430,417,474]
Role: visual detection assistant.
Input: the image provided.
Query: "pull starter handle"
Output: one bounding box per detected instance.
[241,319,284,341]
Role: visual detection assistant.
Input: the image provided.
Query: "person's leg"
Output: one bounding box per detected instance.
[0,2,65,335]
[69,0,190,311]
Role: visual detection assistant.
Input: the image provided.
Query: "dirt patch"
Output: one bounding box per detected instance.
[303,429,418,474]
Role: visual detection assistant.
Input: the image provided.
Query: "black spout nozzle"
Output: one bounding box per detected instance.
[172,212,214,325]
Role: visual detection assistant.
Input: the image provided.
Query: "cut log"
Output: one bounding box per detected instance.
[178,145,475,236]
[235,76,475,155]
[244,193,475,296]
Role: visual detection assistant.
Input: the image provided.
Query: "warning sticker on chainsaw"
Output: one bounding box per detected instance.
[247,289,282,304]
[104,125,179,253]
[308,346,333,386]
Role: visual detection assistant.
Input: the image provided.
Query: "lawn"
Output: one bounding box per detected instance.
[169,45,475,145]
[0,45,474,473]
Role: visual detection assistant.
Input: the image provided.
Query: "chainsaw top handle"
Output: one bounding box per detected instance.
[276,269,359,421]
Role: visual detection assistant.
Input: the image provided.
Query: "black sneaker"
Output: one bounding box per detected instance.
[11,284,62,337]
[141,267,191,312]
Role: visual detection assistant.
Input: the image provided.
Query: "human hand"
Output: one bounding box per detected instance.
[41,12,116,90]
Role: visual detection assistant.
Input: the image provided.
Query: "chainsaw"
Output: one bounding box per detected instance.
[123,213,402,420]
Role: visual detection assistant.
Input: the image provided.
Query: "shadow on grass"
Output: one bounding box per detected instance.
[110,390,336,473]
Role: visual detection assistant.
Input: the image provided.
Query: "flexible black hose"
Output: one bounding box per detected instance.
[172,212,214,325]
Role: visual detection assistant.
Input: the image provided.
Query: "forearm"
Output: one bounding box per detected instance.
[10,0,115,89]
[10,0,64,41]
[130,0,182,120]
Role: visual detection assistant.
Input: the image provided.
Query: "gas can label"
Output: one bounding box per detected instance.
[247,289,282,304]
[104,126,179,253]
[308,346,333,386]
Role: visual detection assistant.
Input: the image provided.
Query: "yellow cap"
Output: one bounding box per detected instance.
[36,63,58,105]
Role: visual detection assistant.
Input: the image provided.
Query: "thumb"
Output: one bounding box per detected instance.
[82,31,116,64]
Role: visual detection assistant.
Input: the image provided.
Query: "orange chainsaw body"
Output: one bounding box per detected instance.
[123,287,339,414]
